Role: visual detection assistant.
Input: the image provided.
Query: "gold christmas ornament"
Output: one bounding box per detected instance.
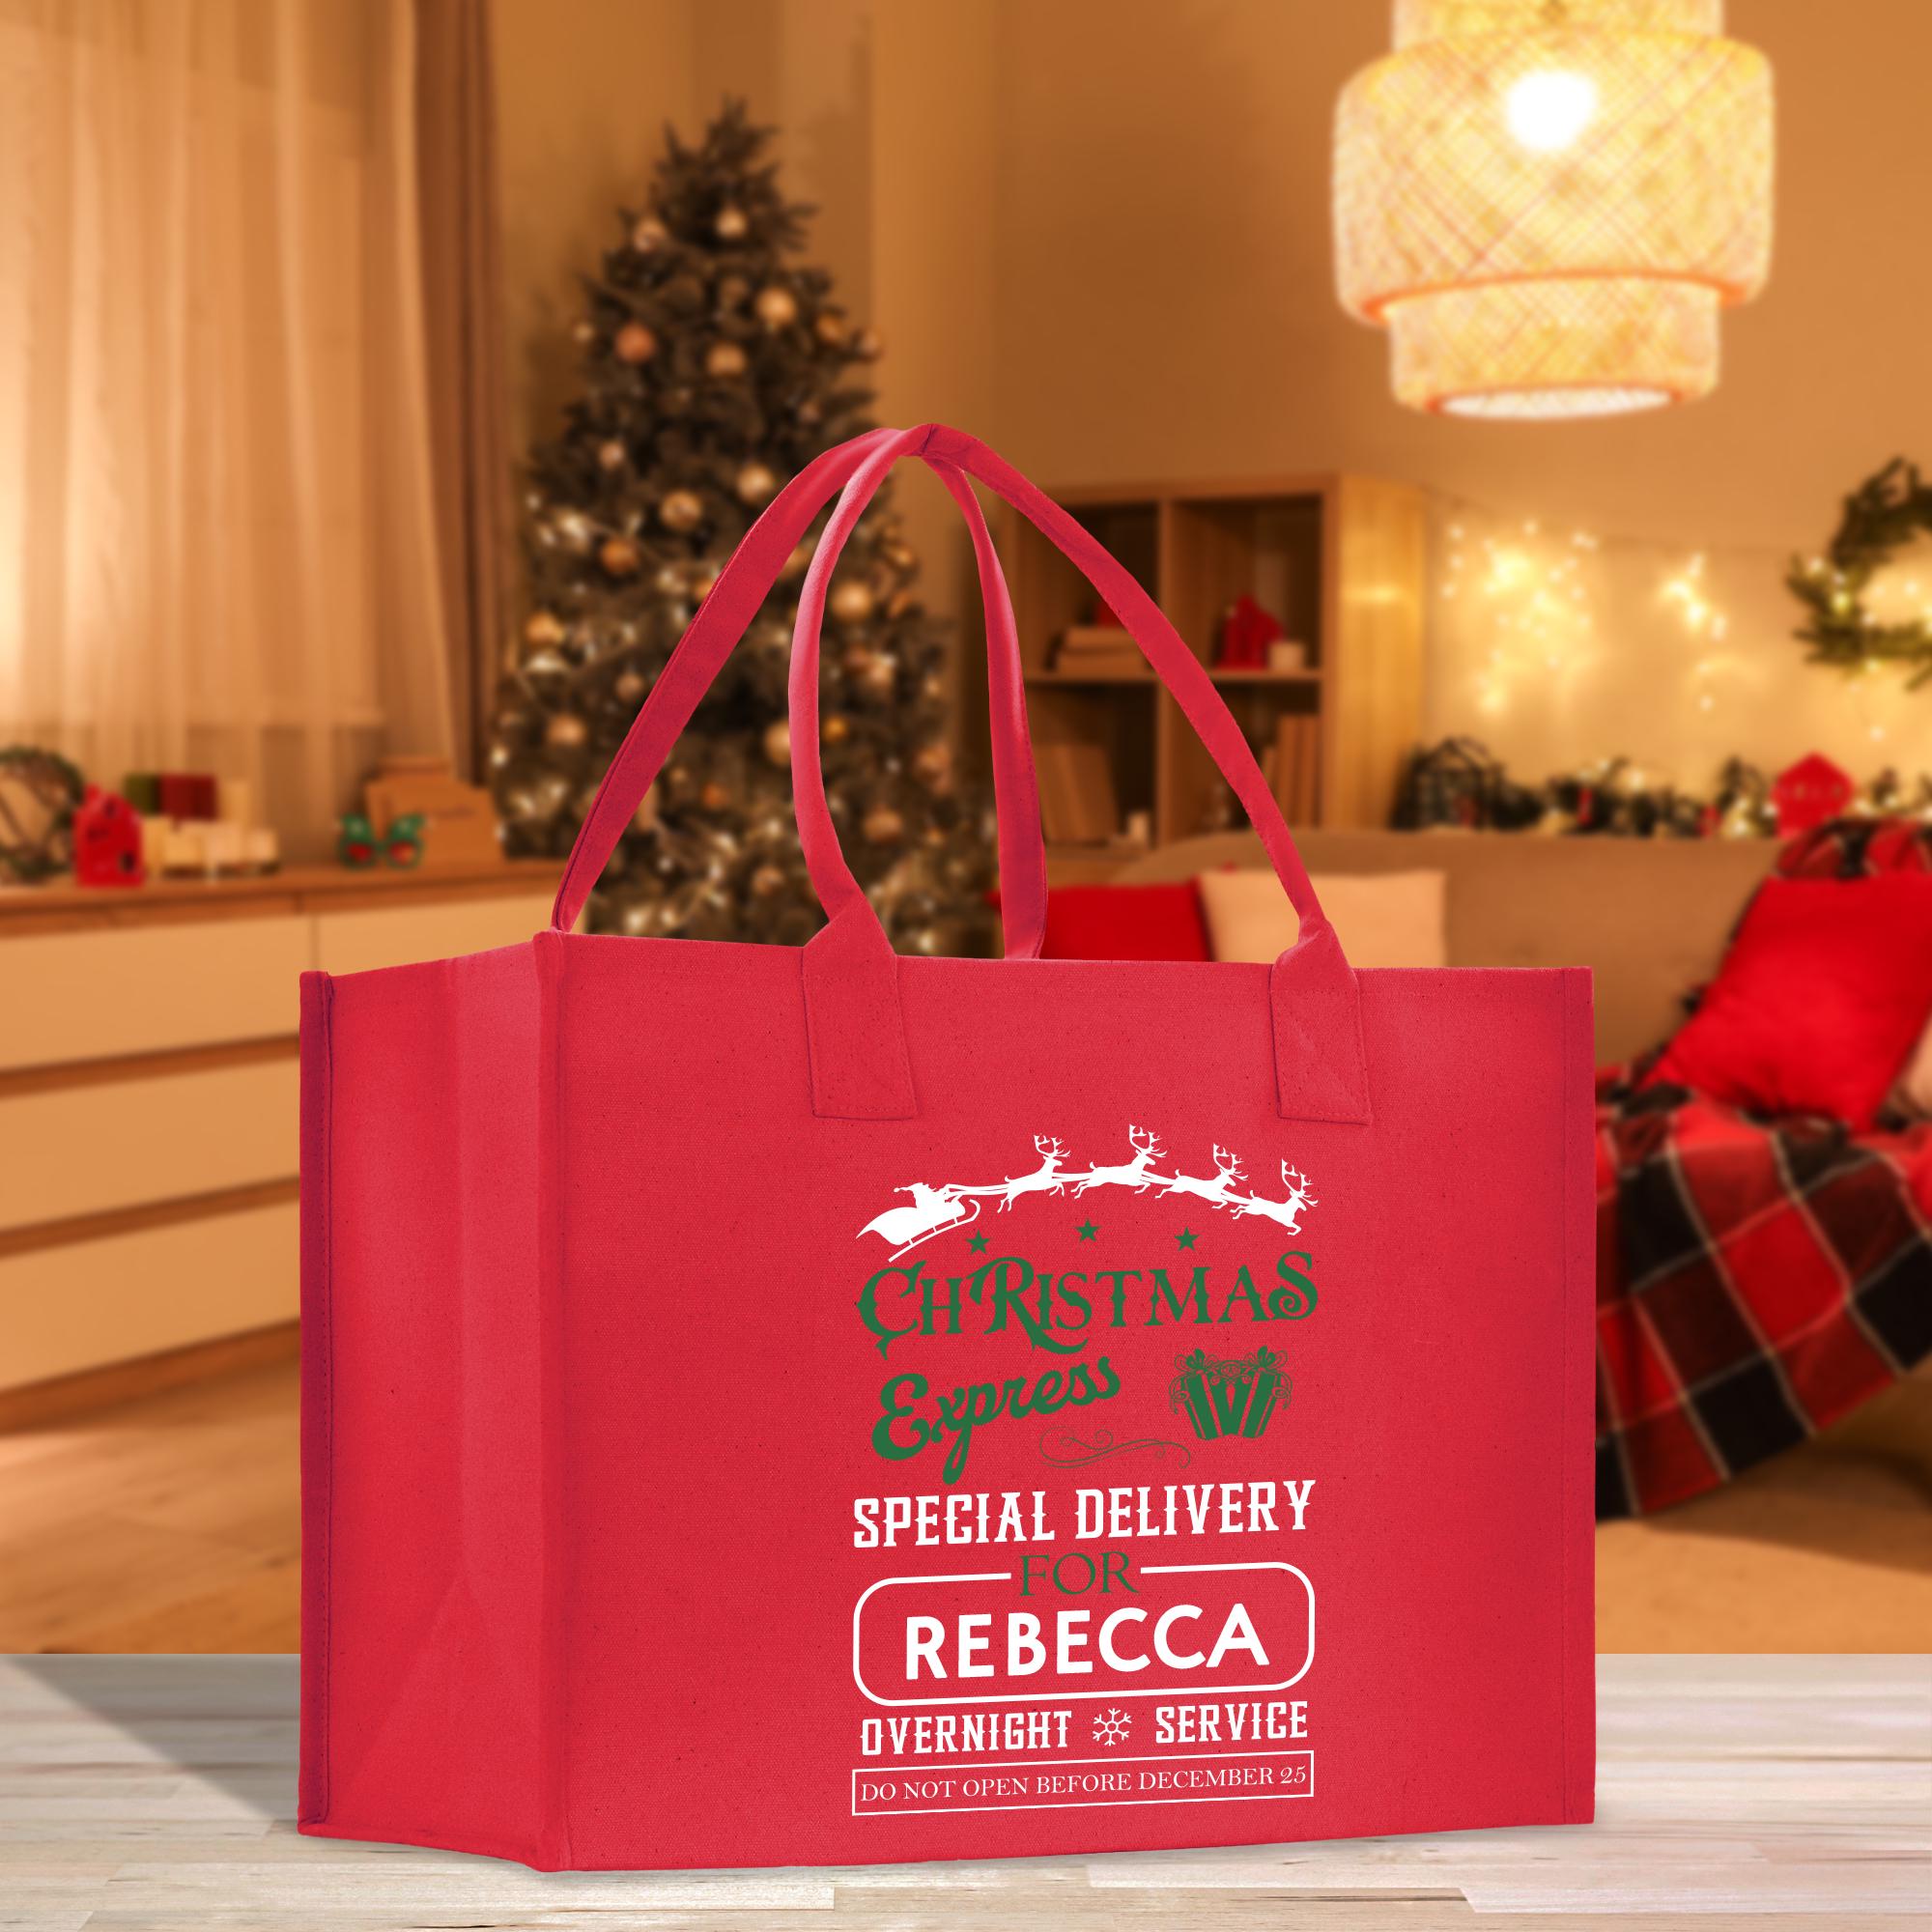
[863,805,905,845]
[614,321,659,365]
[714,203,750,242]
[571,320,595,345]
[546,712,589,749]
[913,742,952,787]
[704,340,749,379]
[838,646,896,700]
[830,580,875,624]
[631,215,669,252]
[614,668,647,704]
[750,864,787,899]
[822,713,851,745]
[1334,0,1775,417]
[735,461,780,506]
[599,534,641,577]
[853,327,884,359]
[689,564,721,602]
[699,780,730,812]
[524,611,565,647]
[814,312,851,348]
[753,285,799,329]
[597,439,627,470]
[762,720,792,767]
[658,488,705,533]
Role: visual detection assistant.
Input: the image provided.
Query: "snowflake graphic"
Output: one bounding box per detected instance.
[1092,1707,1131,1747]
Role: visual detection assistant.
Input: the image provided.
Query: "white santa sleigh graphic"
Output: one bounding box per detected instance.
[858,1127,1319,1260]
[858,1183,980,1255]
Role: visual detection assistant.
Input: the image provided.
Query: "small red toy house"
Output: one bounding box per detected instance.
[72,785,146,888]
[1772,753,1854,836]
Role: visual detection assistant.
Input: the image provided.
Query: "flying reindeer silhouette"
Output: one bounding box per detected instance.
[855,1133,1318,1254]
[1073,1125,1166,1196]
[1233,1161,1320,1235]
[989,1135,1072,1211]
[1157,1143,1247,1207]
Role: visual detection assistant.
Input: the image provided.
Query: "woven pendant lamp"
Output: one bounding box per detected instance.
[1334,0,1774,418]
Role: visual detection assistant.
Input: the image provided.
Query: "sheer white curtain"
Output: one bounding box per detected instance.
[0,0,453,852]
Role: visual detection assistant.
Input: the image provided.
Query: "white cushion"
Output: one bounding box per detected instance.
[1195,868,1448,969]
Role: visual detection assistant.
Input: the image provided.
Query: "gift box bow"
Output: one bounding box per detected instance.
[1167,1345,1288,1441]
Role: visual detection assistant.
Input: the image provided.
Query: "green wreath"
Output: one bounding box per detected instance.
[0,745,86,884]
[1788,458,1932,689]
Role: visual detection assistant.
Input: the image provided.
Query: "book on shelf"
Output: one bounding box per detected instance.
[1272,713,1321,827]
[1052,626,1148,677]
[1036,736,1121,845]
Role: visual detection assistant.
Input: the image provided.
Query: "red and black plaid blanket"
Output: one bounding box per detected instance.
[1594,818,1932,1519]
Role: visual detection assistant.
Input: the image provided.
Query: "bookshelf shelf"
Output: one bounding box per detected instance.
[984,473,1424,879]
[1023,668,1157,685]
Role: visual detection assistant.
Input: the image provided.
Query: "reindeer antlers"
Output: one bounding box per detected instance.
[1282,1161,1317,1203]
[1035,1134,1068,1158]
[1130,1124,1164,1154]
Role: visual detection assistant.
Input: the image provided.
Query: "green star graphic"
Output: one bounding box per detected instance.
[1175,1227,1198,1250]
[966,1231,989,1254]
[1076,1219,1098,1242]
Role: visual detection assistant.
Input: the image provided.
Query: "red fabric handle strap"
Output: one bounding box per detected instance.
[549,425,1047,958]
[551,422,1370,1128]
[791,427,1367,1126]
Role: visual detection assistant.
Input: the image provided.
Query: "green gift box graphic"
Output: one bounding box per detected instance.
[1167,1345,1290,1442]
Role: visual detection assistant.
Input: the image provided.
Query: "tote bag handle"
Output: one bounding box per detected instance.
[785,425,1369,1126]
[550,423,1370,1129]
[550,426,1049,959]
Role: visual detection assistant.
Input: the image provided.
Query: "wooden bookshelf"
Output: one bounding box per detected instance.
[987,475,1424,878]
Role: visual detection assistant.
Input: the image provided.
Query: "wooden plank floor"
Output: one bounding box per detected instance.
[1,1655,1926,1928]
[5,1357,1931,1652]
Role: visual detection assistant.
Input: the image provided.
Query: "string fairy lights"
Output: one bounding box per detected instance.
[1435,502,1928,793]
[1441,518,1602,715]
[1660,553,1732,717]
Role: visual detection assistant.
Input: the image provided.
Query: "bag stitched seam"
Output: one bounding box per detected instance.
[313,973,335,1824]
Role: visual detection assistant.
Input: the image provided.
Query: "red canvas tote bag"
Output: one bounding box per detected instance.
[298,423,1596,1872]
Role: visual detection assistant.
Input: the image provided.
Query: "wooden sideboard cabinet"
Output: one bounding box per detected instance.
[0,862,559,1395]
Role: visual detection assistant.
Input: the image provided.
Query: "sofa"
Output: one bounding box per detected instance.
[1112,827,1931,1521]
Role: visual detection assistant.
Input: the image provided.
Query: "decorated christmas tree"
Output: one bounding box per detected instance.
[488,102,991,952]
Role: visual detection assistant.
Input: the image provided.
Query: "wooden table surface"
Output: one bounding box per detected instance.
[3,1655,1926,1929]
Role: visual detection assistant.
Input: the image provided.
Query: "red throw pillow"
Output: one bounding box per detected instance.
[990,882,1211,961]
[1645,875,1932,1127]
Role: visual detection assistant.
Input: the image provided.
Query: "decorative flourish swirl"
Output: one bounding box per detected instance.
[1038,1428,1192,1470]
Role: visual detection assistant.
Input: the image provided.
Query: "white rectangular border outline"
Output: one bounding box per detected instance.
[850,1748,1315,1818]
[850,1560,1314,1707]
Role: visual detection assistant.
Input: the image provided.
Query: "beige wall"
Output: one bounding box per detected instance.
[495,0,1932,785]
[494,0,697,451]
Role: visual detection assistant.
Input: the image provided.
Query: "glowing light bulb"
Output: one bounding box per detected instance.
[1505,70,1599,153]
